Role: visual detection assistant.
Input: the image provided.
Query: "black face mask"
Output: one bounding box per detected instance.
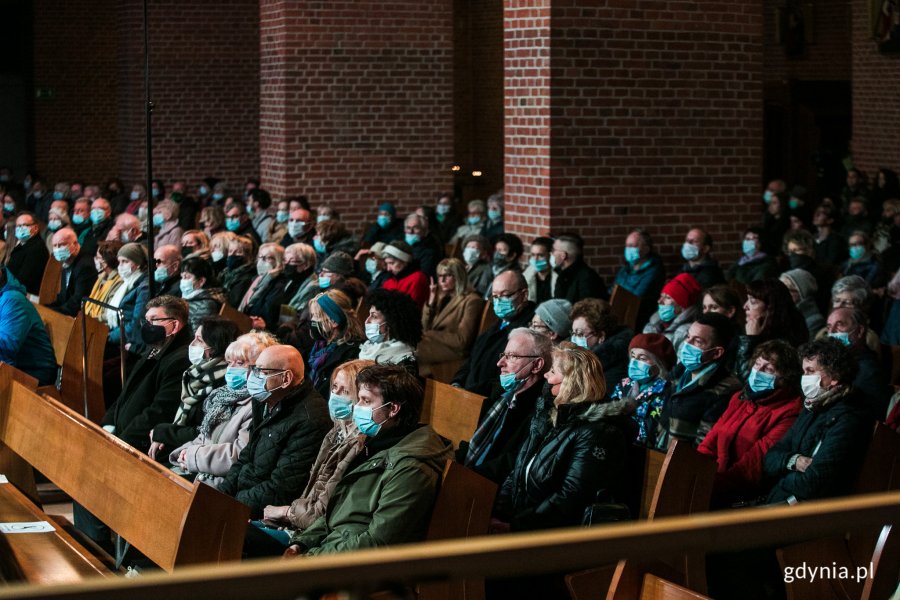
[226,255,244,270]
[309,320,329,342]
[788,253,807,269]
[284,264,298,277]
[140,320,168,346]
[181,246,193,259]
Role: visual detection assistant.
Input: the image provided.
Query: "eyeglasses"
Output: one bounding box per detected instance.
[250,366,287,378]
[490,289,521,301]
[146,316,175,325]
[572,329,597,338]
[529,322,550,332]
[498,352,540,361]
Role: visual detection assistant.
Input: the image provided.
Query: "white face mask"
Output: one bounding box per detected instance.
[257,260,272,276]
[365,321,385,344]
[800,373,822,399]
[462,246,479,265]
[211,249,224,263]
[117,264,133,279]
[188,343,206,366]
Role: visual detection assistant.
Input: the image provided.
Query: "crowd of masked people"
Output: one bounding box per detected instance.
[0,166,897,599]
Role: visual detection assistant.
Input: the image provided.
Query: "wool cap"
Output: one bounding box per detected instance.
[320,251,354,277]
[117,242,148,268]
[535,299,573,338]
[661,273,702,310]
[628,333,676,370]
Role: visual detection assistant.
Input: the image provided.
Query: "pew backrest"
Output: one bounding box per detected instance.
[421,379,486,449]
[219,303,253,334]
[38,257,62,306]
[34,303,75,367]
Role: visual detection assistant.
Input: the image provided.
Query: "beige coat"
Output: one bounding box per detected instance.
[418,291,484,364]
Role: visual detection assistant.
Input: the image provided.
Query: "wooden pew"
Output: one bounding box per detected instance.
[34,304,76,368]
[639,574,712,600]
[218,303,253,334]
[477,302,497,337]
[37,257,62,306]
[0,382,250,574]
[609,285,641,332]
[421,379,486,450]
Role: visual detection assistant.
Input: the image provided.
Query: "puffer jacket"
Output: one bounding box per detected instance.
[216,379,331,518]
[185,287,227,332]
[0,270,57,385]
[494,399,629,531]
[293,425,452,554]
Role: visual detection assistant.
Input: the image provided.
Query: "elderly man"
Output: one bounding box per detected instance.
[110,213,145,245]
[463,328,552,484]
[47,227,97,316]
[6,211,48,296]
[216,344,331,518]
[280,206,316,247]
[285,364,452,556]
[680,227,724,288]
[153,244,182,297]
[823,307,889,418]
[612,228,666,330]
[225,203,261,245]
[403,212,443,278]
[452,270,536,396]
[551,233,606,303]
[82,197,115,259]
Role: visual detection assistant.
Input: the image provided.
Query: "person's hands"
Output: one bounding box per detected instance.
[795,456,813,473]
[249,316,266,330]
[283,544,302,558]
[148,441,164,460]
[428,277,438,307]
[745,315,762,336]
[262,505,290,527]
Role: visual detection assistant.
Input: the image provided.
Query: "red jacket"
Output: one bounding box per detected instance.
[383,269,429,307]
[697,386,801,507]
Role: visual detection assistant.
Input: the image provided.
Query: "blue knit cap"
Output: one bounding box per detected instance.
[378,202,396,217]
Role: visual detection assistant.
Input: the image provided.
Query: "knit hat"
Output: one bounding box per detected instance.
[378,202,396,217]
[661,273,702,310]
[383,241,413,263]
[628,333,676,370]
[320,251,354,277]
[368,242,386,259]
[535,299,572,338]
[117,242,148,268]
[780,268,817,301]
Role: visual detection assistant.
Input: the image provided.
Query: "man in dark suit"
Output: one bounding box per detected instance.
[6,211,48,297]
[47,227,98,316]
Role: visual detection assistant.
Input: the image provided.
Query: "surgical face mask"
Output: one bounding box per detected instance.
[571,335,589,349]
[198,185,210,196]
[365,321,385,344]
[657,303,677,322]
[828,331,852,346]
[624,246,640,264]
[763,190,774,203]
[317,214,330,223]
[188,343,206,366]
[117,264,133,279]
[225,218,240,232]
[462,246,479,265]
[3,202,15,215]
[499,358,535,392]
[328,393,353,421]
[154,266,170,283]
[53,191,65,201]
[288,221,305,238]
[247,370,286,402]
[32,190,43,199]
[748,368,776,393]
[138,206,148,220]
[180,278,198,298]
[130,190,140,201]
[681,242,700,262]
[225,366,248,390]
[52,246,71,263]
[848,245,865,261]
[72,214,86,225]
[529,257,548,272]
[467,215,481,226]
[48,219,63,231]
[679,341,706,372]
[365,258,378,275]
[788,198,799,210]
[276,210,289,223]
[492,295,516,319]
[257,260,272,276]
[800,373,822,400]
[742,239,757,256]
[492,252,509,268]
[487,208,502,221]
[377,215,391,228]
[313,238,327,254]
[211,249,225,263]
[245,204,255,218]
[436,204,451,215]
[405,233,420,246]
[14,226,31,241]
[628,358,652,383]
[353,402,391,437]
[94,258,104,273]
[90,209,106,225]
[152,213,165,227]
[549,254,558,269]
[212,192,224,201]
[318,275,331,289]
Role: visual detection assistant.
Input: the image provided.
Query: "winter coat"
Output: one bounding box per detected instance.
[0,271,57,385]
[357,339,418,375]
[613,254,666,330]
[661,361,742,447]
[185,287,227,332]
[589,326,634,394]
[494,399,628,531]
[725,254,778,286]
[609,376,670,446]
[554,258,607,303]
[216,379,331,518]
[681,256,724,289]
[523,264,556,305]
[222,262,257,309]
[308,340,362,400]
[409,233,444,279]
[382,266,429,307]
[697,386,802,507]
[101,326,192,452]
[243,272,290,330]
[763,388,873,503]
[467,261,493,297]
[47,251,98,316]
[6,234,48,296]
[814,232,847,267]
[841,255,886,288]
[642,304,698,354]
[292,425,452,554]
[107,272,150,355]
[154,220,184,250]
[418,292,484,364]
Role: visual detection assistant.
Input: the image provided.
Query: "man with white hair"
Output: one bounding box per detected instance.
[109,212,145,245]
[47,227,97,316]
[403,212,443,278]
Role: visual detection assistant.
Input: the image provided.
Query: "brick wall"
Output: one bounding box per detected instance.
[116,0,260,190]
[259,0,454,230]
[851,0,900,173]
[33,0,119,184]
[763,0,851,83]
[504,0,764,279]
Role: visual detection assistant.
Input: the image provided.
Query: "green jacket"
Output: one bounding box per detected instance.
[294,425,452,555]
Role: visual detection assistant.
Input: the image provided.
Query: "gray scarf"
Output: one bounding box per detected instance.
[199,384,249,438]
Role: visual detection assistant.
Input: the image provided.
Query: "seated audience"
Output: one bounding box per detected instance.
[285,364,452,556]
[313,218,357,261]
[168,331,279,485]
[153,200,183,249]
[359,288,422,372]
[778,269,825,341]
[613,228,665,330]
[680,227,724,288]
[403,212,443,278]
[642,272,702,352]
[763,338,873,503]
[239,242,288,331]
[225,203,261,245]
[529,298,572,345]
[461,234,494,296]
[216,345,331,518]
[222,235,258,307]
[381,240,429,307]
[153,244,182,297]
[47,227,97,316]
[106,243,151,355]
[491,233,524,281]
[450,199,487,244]
[570,298,633,389]
[179,258,227,333]
[725,227,777,285]
[6,211,48,296]
[452,271,536,396]
[463,328,552,484]
[481,192,504,240]
[812,203,847,268]
[362,202,403,246]
[493,344,627,531]
[551,233,606,302]
[523,236,556,305]
[307,290,364,399]
[841,230,885,287]
[0,268,57,385]
[247,188,275,243]
[698,340,803,508]
[181,229,211,261]
[85,240,124,320]
[433,192,461,244]
[418,258,485,375]
[782,228,833,312]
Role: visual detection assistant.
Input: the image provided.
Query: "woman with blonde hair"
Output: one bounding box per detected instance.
[418,258,484,376]
[307,289,365,398]
[493,343,629,532]
[248,358,376,556]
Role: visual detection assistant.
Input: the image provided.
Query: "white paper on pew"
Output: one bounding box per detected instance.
[0,475,8,484]
[0,521,55,534]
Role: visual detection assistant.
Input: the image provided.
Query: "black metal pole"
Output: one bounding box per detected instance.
[144,0,156,297]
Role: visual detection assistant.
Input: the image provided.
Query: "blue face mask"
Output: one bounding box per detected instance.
[353,402,390,437]
[657,303,677,322]
[627,358,653,383]
[247,370,285,402]
[747,368,776,393]
[14,226,31,241]
[679,341,707,372]
[276,210,289,223]
[32,190,43,199]
[48,220,63,231]
[3,202,14,214]
[154,266,170,283]
[570,335,589,349]
[313,238,327,254]
[225,218,240,232]
[624,246,640,264]
[179,278,196,297]
[90,209,106,225]
[405,233,420,246]
[848,245,865,261]
[377,215,391,228]
[499,358,535,392]
[288,221,305,238]
[212,192,224,201]
[492,295,516,319]
[152,188,160,199]
[225,367,248,390]
[763,190,773,203]
[742,239,756,256]
[72,214,86,225]
[328,393,353,421]
[365,258,377,275]
[487,208,502,221]
[152,213,165,227]
[436,204,450,215]
[130,190,140,201]
[318,275,331,289]
[53,191,65,201]
[681,243,700,262]
[52,246,71,263]
[467,215,481,226]
[199,185,210,197]
[529,257,548,272]
[828,331,852,346]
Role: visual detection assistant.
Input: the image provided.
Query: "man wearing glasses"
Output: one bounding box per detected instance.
[217,344,331,518]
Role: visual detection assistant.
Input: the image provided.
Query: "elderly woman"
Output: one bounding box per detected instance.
[281,242,317,307]
[152,199,184,249]
[642,273,702,352]
[246,359,375,556]
[529,298,572,345]
[180,258,228,332]
[181,229,211,261]
[381,240,429,307]
[221,235,257,309]
[778,269,825,340]
[239,242,288,331]
[418,258,485,374]
[200,205,226,238]
[461,234,494,296]
[493,344,627,531]
[359,288,422,373]
[44,205,71,252]
[608,333,676,447]
[148,316,241,463]
[698,340,803,508]
[571,298,634,390]
[209,230,236,277]
[85,240,124,320]
[307,290,364,399]
[106,242,151,356]
[450,199,487,244]
[168,331,279,485]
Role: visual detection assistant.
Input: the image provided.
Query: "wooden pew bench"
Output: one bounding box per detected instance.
[0,379,250,583]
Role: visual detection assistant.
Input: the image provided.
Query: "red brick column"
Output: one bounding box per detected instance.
[259,0,454,227]
[503,0,764,277]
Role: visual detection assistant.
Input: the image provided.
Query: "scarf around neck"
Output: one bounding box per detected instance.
[173,357,228,425]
